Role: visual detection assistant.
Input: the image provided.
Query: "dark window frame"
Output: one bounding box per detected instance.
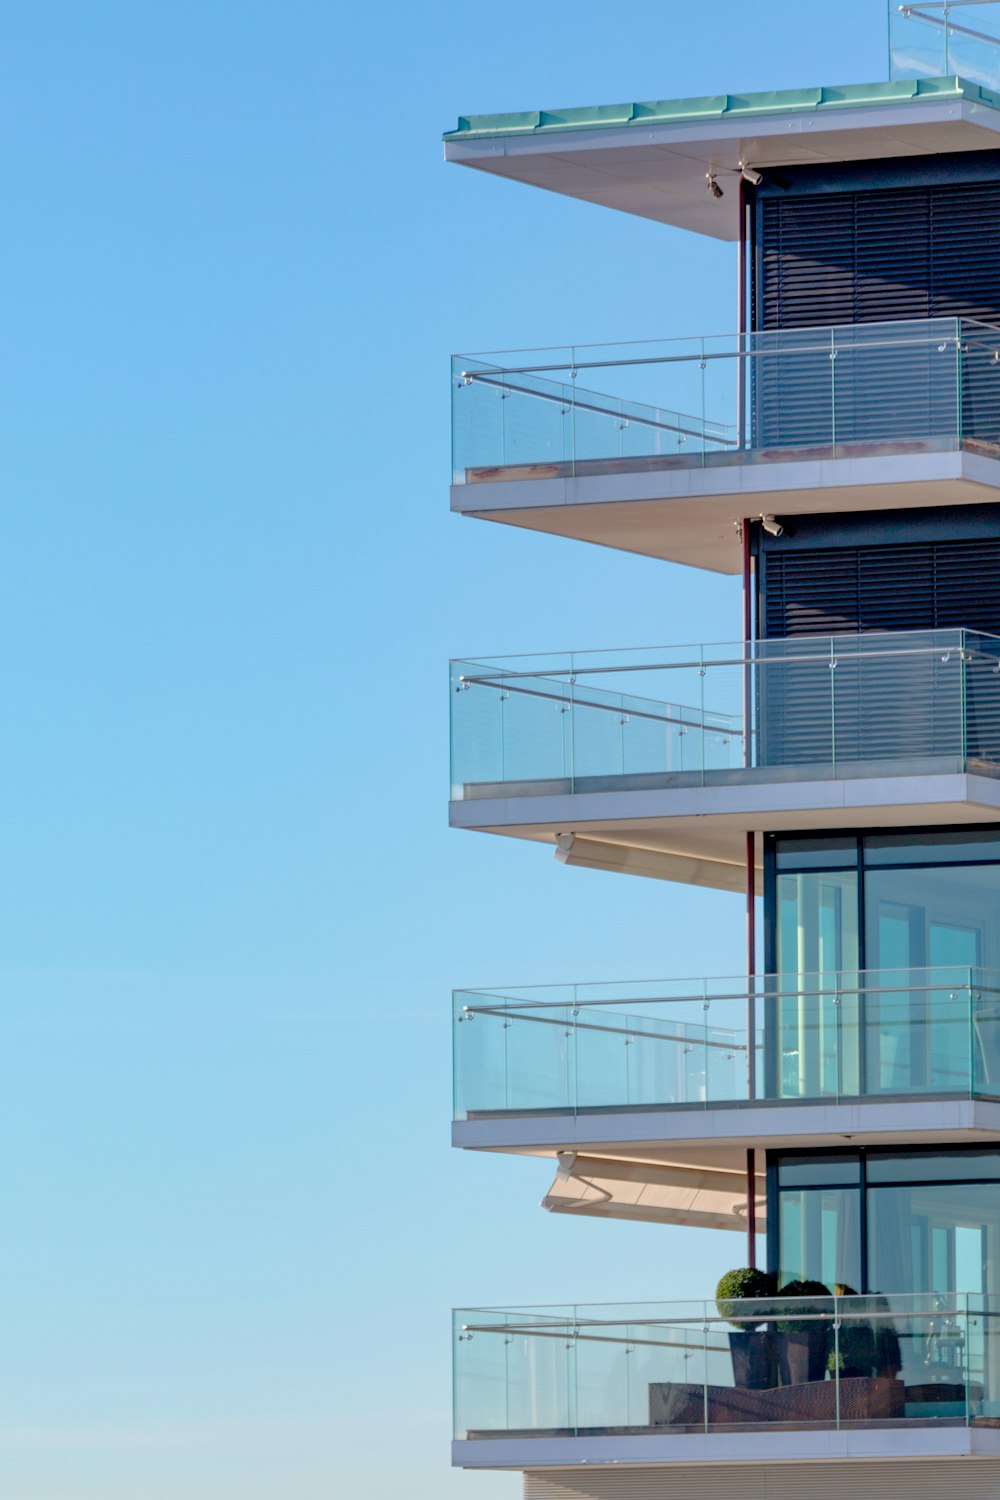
[766,1143,1000,1291]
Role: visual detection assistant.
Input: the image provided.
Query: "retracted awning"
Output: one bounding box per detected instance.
[541,1154,766,1232]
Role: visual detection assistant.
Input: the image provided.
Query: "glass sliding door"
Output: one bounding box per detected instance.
[865,1152,1000,1298]
[769,830,1000,1101]
[775,860,859,1098]
[774,1147,1000,1295]
[864,861,1000,1094]
[776,1155,862,1291]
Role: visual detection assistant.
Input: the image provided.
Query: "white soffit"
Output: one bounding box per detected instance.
[444,86,1000,241]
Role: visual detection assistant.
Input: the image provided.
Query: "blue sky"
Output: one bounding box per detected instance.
[0,2,889,1496]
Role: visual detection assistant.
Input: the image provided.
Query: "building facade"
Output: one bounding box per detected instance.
[446,6,1000,1497]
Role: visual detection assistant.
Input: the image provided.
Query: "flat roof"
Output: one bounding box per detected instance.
[444,76,1000,239]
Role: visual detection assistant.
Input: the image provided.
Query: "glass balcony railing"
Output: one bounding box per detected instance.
[450,629,1000,799]
[890,1,1000,93]
[454,1293,1000,1438]
[453,968,1000,1119]
[451,318,1000,486]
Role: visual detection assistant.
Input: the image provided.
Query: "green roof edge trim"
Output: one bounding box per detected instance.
[444,76,1000,142]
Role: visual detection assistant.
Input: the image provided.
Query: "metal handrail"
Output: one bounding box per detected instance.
[462,1301,984,1337]
[458,677,737,732]
[457,635,1000,682]
[460,372,736,446]
[459,976,999,1015]
[461,1005,749,1051]
[900,2,1000,47]
[458,329,980,379]
[458,316,1000,361]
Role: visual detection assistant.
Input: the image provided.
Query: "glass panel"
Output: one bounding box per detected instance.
[865,830,1000,866]
[455,1296,996,1439]
[778,1186,862,1292]
[450,630,1000,798]
[775,870,859,1098]
[777,1153,861,1187]
[981,1294,1000,1421]
[865,865,1000,1093]
[889,0,1000,92]
[867,1150,1000,1184]
[454,972,1000,1121]
[974,977,1000,1096]
[868,1183,1000,1298]
[775,836,858,872]
[452,319,990,488]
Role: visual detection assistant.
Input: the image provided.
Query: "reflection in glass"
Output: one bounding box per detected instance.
[775,869,859,1098]
[865,864,1000,1093]
[778,1185,862,1291]
[868,1182,1000,1300]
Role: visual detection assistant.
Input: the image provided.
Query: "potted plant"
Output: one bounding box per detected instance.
[774,1279,831,1385]
[716,1267,776,1390]
[826,1284,877,1380]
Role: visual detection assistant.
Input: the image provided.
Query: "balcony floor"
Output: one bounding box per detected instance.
[453,441,1000,572]
[454,1424,1000,1471]
[455,1094,1000,1161]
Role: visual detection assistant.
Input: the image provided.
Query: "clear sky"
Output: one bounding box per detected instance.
[0,2,889,1497]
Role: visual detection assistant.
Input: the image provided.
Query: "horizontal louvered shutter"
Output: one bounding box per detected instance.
[764,540,1000,637]
[760,539,1000,766]
[756,179,1000,447]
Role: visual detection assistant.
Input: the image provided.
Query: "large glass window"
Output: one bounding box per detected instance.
[768,830,1000,1099]
[778,1186,861,1291]
[773,1148,1000,1298]
[865,862,1000,1093]
[775,867,859,1097]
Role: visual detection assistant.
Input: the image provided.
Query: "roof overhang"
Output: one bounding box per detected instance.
[444,78,1000,240]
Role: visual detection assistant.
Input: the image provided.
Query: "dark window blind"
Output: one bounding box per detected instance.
[760,539,1000,766]
[756,180,1000,448]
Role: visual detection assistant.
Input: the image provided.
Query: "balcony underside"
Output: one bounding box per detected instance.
[450,768,1000,892]
[455,1428,1000,1471]
[455,1097,1000,1231]
[452,444,1000,573]
[444,83,1000,239]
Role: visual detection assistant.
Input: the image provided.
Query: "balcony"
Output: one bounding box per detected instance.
[449,629,1000,889]
[451,319,1000,570]
[453,1293,1000,1469]
[453,970,1000,1207]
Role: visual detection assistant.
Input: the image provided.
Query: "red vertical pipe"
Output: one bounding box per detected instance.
[747,826,757,1267]
[737,176,747,450]
[747,1147,757,1269]
[740,174,758,1262]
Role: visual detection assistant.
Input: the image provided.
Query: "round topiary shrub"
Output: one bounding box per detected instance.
[776,1278,831,1333]
[715,1267,775,1329]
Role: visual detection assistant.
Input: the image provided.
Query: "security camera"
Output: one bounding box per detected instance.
[760,514,784,537]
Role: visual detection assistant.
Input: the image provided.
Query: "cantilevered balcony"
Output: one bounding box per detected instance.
[451,319,1000,570]
[453,970,1000,1214]
[449,629,1000,888]
[453,1293,1000,1469]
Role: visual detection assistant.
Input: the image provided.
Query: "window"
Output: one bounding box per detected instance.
[772,1149,1000,1298]
[766,830,1000,1100]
